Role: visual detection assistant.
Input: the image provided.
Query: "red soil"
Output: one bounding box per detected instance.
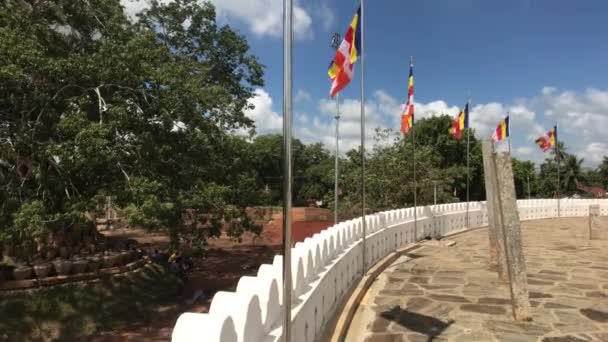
[94,207,334,341]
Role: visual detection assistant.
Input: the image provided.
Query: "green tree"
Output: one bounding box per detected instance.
[561,154,584,194]
[0,0,264,253]
[599,156,608,188]
[512,159,536,199]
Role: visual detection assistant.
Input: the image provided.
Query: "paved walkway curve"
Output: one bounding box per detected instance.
[346,218,608,342]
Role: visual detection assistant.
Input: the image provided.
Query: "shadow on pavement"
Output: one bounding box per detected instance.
[380,306,454,342]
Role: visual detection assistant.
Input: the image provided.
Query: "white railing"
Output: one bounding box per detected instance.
[171,199,608,342]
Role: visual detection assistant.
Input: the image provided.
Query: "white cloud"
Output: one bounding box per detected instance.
[580,142,608,166]
[120,0,313,39]
[245,88,282,133]
[521,87,608,166]
[316,96,385,152]
[515,147,533,156]
[316,1,335,31]
[210,0,312,39]
[295,89,312,103]
[242,86,608,167]
[541,86,557,95]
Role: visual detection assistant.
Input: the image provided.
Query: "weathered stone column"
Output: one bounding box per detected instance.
[493,150,531,321]
[589,205,601,240]
[481,139,507,281]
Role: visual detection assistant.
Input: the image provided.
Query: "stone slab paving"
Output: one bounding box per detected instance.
[346,218,608,342]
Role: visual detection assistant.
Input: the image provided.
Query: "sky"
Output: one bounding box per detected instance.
[122,0,608,167]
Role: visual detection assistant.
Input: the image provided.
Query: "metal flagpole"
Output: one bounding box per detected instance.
[360,0,367,275]
[466,93,471,228]
[335,94,340,224]
[331,32,341,226]
[281,0,293,339]
[411,56,417,240]
[555,125,560,217]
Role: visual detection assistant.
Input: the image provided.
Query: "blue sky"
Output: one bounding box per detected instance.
[123,0,608,166]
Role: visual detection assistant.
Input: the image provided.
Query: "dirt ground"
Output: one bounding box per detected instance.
[93,209,332,341]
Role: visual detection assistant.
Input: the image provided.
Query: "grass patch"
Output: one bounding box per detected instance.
[0,263,183,341]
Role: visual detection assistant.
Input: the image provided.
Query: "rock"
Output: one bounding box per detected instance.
[428,294,471,303]
[87,257,101,272]
[495,333,539,342]
[543,302,575,309]
[419,284,455,290]
[527,278,554,286]
[71,259,88,274]
[33,263,52,278]
[408,276,429,284]
[529,291,553,299]
[369,317,392,332]
[538,270,567,276]
[552,311,601,333]
[584,291,607,298]
[460,304,507,315]
[430,276,464,284]
[565,283,597,290]
[478,297,512,305]
[453,331,495,342]
[407,333,447,342]
[580,308,608,323]
[405,297,433,312]
[483,320,552,336]
[374,297,403,307]
[13,266,33,280]
[52,259,73,275]
[542,335,588,342]
[443,240,456,247]
[364,333,404,342]
[591,332,608,341]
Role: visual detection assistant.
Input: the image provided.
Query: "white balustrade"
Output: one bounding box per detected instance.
[172,199,608,342]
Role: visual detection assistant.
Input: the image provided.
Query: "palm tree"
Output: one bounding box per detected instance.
[599,156,608,188]
[561,154,584,194]
[549,141,567,162]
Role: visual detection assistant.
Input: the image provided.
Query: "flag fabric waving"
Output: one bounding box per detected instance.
[535,126,557,152]
[327,6,361,97]
[492,116,510,142]
[449,103,469,140]
[400,63,414,134]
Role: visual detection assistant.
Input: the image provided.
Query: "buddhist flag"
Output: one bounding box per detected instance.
[400,63,414,135]
[535,126,557,152]
[328,6,361,97]
[492,116,509,142]
[449,103,469,140]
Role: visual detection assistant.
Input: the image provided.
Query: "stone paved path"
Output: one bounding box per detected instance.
[346,218,608,342]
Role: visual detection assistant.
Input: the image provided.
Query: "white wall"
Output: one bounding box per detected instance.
[171,199,608,342]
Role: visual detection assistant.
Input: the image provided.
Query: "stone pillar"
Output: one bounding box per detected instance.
[481,139,507,281]
[493,151,532,321]
[589,205,601,240]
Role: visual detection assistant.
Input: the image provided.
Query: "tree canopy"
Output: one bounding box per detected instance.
[0,0,264,253]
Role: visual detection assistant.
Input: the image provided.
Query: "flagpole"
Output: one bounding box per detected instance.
[466,93,471,228]
[360,0,367,275]
[331,32,341,225]
[281,0,293,339]
[555,124,560,217]
[335,94,340,225]
[411,56,417,240]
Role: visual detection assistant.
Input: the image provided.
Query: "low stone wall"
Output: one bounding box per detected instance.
[0,259,147,291]
[171,199,608,342]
